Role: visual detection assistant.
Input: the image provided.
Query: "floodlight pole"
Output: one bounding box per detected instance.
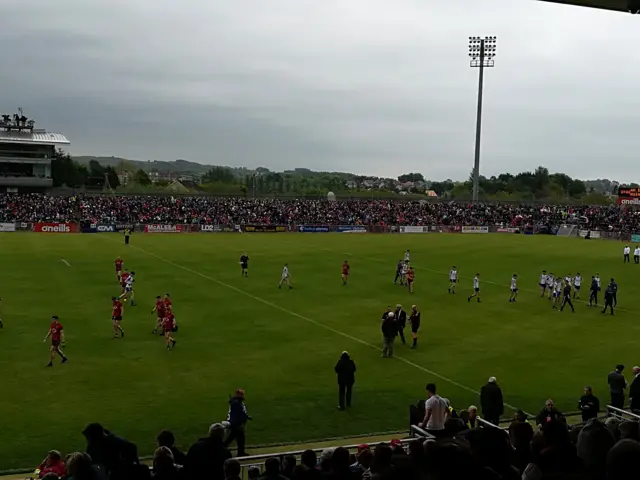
[469,36,496,205]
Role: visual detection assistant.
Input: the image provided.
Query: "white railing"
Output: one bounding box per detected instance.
[607,405,640,421]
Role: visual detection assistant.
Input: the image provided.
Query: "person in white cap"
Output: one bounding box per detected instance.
[480,376,504,425]
[381,311,397,358]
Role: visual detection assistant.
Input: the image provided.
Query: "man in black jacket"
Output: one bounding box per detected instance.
[334,351,356,410]
[480,377,504,425]
[381,311,398,358]
[578,386,600,422]
[186,423,232,480]
[81,423,139,476]
[394,304,407,344]
[589,276,598,306]
[224,389,251,457]
[608,364,627,410]
[535,399,564,428]
[629,366,640,413]
[602,284,615,315]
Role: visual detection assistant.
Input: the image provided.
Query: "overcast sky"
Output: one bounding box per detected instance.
[1,0,638,181]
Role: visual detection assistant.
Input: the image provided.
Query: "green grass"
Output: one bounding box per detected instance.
[0,232,637,470]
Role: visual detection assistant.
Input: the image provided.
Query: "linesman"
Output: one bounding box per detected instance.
[124,228,131,245]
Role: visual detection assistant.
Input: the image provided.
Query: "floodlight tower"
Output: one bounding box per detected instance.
[468,36,497,204]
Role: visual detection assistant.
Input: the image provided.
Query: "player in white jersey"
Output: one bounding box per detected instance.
[509,274,518,303]
[539,270,547,296]
[278,264,292,289]
[595,274,601,292]
[404,250,410,264]
[467,274,481,303]
[623,245,631,263]
[573,273,582,299]
[400,262,408,286]
[552,279,562,309]
[119,271,137,305]
[634,246,640,264]
[546,273,555,300]
[448,266,458,294]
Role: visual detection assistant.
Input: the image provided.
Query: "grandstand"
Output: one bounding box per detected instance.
[0,109,70,193]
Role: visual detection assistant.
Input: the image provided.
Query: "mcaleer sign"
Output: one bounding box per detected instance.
[34,222,77,233]
[400,226,426,233]
[461,226,489,234]
[144,224,183,233]
[0,223,16,232]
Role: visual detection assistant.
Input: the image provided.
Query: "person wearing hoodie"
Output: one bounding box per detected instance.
[334,351,356,411]
[185,423,232,480]
[224,389,251,457]
[81,423,138,476]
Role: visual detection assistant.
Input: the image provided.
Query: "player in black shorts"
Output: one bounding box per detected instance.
[240,253,249,277]
[409,305,421,349]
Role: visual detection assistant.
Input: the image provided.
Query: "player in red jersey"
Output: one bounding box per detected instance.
[114,257,124,283]
[163,293,172,312]
[112,297,125,338]
[407,267,415,293]
[341,261,350,286]
[162,313,177,350]
[43,316,68,367]
[151,295,166,334]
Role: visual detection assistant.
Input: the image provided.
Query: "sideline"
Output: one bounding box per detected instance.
[118,241,524,414]
[61,259,71,267]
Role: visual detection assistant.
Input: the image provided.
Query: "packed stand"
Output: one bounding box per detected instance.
[0,194,638,231]
[32,412,640,480]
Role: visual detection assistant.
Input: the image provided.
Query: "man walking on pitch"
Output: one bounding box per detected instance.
[409,305,420,349]
[334,351,356,410]
[381,311,398,358]
[480,377,504,426]
[468,273,481,303]
[635,245,640,264]
[624,245,631,263]
[602,283,615,315]
[394,304,407,345]
[610,277,618,307]
[393,260,403,285]
[559,281,575,313]
[608,364,627,410]
[589,276,599,306]
[43,316,68,367]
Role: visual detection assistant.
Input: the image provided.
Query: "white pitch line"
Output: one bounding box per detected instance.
[61,259,71,267]
[124,242,523,413]
[324,249,633,314]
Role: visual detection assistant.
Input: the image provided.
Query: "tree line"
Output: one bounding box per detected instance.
[52,150,619,203]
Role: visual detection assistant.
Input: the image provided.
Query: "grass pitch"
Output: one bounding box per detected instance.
[0,232,638,470]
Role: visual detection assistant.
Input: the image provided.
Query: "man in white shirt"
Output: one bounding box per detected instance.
[467,274,481,303]
[573,273,582,299]
[448,266,458,294]
[634,246,640,265]
[278,264,293,289]
[623,245,631,263]
[539,270,547,297]
[546,273,554,300]
[509,274,518,303]
[419,383,450,438]
[404,250,410,264]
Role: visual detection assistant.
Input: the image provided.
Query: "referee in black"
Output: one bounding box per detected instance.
[589,276,598,306]
[610,278,618,307]
[602,283,615,315]
[559,281,575,313]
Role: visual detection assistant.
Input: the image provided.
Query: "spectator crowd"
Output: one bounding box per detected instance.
[0,194,638,232]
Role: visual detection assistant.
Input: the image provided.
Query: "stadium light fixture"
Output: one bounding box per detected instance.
[468,36,497,205]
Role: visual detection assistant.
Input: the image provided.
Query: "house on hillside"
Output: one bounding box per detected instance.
[345,180,357,189]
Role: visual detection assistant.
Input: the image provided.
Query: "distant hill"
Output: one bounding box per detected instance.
[73,156,215,175]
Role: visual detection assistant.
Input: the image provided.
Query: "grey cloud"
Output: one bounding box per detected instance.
[1,0,639,180]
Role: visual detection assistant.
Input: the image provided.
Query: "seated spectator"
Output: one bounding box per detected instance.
[224,459,242,480]
[370,443,393,478]
[81,423,139,476]
[459,405,479,429]
[282,455,296,479]
[526,420,583,478]
[424,440,478,479]
[66,452,106,480]
[185,423,232,480]
[467,428,520,480]
[328,447,355,480]
[508,416,534,474]
[295,450,322,480]
[618,419,639,441]
[152,446,181,480]
[350,447,373,477]
[319,448,334,475]
[157,430,186,466]
[259,457,288,480]
[606,439,640,480]
[37,450,66,478]
[247,466,261,480]
[576,418,615,480]
[535,399,565,428]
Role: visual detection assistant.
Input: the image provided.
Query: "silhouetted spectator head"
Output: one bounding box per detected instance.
[81,423,106,443]
[282,455,296,477]
[577,418,615,475]
[356,448,374,470]
[65,452,94,480]
[153,446,174,472]
[607,439,640,480]
[467,427,513,473]
[264,457,281,475]
[224,459,241,479]
[371,443,393,474]
[424,440,476,479]
[208,423,226,440]
[156,431,176,448]
[619,420,639,441]
[247,466,261,479]
[331,447,351,473]
[300,449,317,469]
